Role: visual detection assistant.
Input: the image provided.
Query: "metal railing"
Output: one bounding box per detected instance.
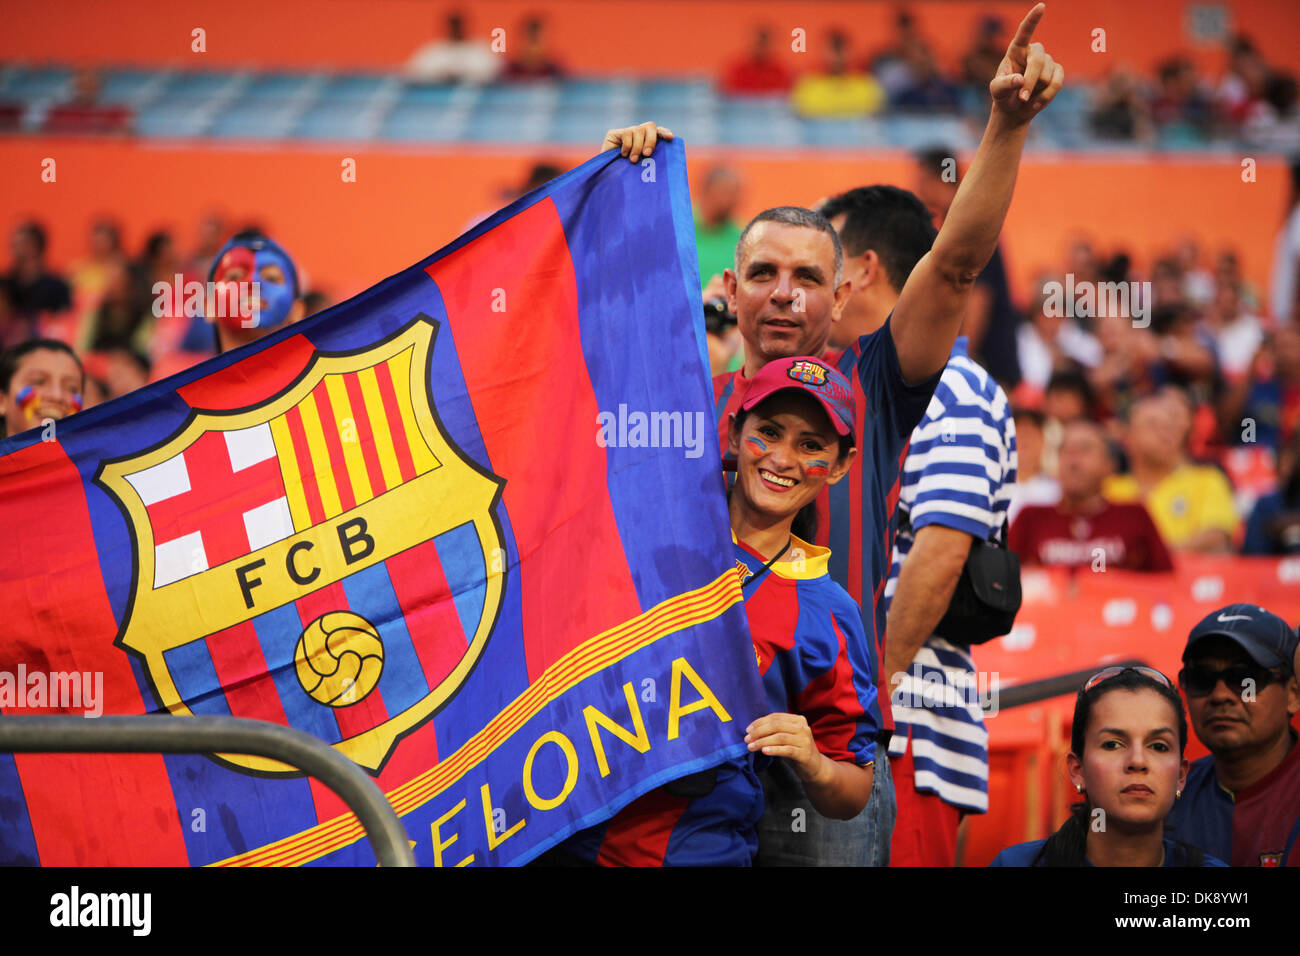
[0,714,415,867]
[996,659,1150,710]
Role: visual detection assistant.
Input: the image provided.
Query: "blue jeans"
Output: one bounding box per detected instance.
[754,746,897,866]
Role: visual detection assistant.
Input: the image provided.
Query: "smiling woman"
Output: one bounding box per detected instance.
[537,356,879,865]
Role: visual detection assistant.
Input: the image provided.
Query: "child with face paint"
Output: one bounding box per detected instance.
[542,357,878,865]
[991,666,1228,866]
[0,338,85,439]
[206,231,304,354]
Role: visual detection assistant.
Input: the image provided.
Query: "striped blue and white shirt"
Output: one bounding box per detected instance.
[883,337,1016,813]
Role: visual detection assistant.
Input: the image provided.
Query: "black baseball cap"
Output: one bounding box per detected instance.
[1183,604,1298,670]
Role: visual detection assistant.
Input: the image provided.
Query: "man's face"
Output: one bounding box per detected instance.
[699,172,741,225]
[0,348,83,436]
[1058,423,1110,499]
[725,222,845,369]
[826,213,893,344]
[1127,400,1181,468]
[1181,638,1300,758]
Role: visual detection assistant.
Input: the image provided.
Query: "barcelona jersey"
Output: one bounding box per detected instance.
[1165,733,1300,867]
[713,317,941,735]
[556,536,879,865]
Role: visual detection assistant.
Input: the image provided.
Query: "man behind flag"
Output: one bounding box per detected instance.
[601,3,1064,866]
[0,137,767,867]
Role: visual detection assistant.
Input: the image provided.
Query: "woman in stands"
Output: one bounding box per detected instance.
[542,357,878,865]
[991,666,1226,866]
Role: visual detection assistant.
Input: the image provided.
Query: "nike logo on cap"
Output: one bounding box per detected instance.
[1217,613,1252,622]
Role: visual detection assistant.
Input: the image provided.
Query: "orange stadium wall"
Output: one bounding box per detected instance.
[3,0,1300,84]
[0,139,1289,310]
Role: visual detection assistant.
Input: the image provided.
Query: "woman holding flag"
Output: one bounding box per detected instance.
[542,356,878,865]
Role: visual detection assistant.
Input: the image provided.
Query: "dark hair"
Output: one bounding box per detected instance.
[1045,369,1095,408]
[913,145,960,181]
[1012,406,1046,430]
[15,221,48,257]
[1033,669,1202,867]
[0,338,84,393]
[735,206,843,285]
[818,185,937,293]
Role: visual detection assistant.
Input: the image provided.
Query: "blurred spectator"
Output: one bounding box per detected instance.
[100,345,151,400]
[122,230,181,353]
[69,219,126,331]
[791,30,884,118]
[914,146,1020,386]
[722,26,793,96]
[1242,429,1300,554]
[41,68,130,135]
[1216,35,1270,128]
[1011,419,1173,572]
[505,15,564,80]
[961,16,1004,93]
[405,11,502,85]
[1175,237,1216,310]
[701,273,741,377]
[1040,369,1095,488]
[869,10,959,111]
[1242,71,1300,152]
[185,214,227,279]
[2,222,71,347]
[1007,406,1060,524]
[1017,277,1102,396]
[1104,392,1240,552]
[301,289,333,318]
[0,338,84,439]
[1089,69,1155,144]
[79,260,140,354]
[1270,156,1300,324]
[1150,56,1215,143]
[465,160,561,231]
[1044,368,1094,424]
[1202,275,1264,383]
[1227,324,1300,456]
[694,165,744,290]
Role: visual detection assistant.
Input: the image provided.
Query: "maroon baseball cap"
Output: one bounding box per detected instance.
[739,356,856,443]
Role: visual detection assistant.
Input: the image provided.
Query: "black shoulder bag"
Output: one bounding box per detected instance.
[897,508,1021,646]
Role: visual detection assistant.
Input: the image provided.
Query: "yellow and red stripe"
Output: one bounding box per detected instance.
[271,352,440,531]
[211,566,744,867]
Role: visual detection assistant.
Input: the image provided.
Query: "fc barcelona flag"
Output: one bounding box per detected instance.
[0,140,767,866]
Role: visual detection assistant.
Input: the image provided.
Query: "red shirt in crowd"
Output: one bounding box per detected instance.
[1009,501,1175,572]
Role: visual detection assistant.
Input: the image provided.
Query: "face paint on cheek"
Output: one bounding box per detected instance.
[745,435,768,454]
[68,393,83,413]
[805,459,830,477]
[15,385,39,422]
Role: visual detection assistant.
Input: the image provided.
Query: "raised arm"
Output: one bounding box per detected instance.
[891,2,1064,383]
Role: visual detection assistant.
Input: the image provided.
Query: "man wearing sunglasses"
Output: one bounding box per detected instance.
[1166,604,1300,866]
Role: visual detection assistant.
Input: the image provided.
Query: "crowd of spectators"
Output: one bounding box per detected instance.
[4,145,1299,567]
[694,154,1300,564]
[990,157,1300,563]
[0,215,332,408]
[719,13,1298,150]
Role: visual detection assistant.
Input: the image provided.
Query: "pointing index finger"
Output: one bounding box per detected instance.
[1009,2,1046,50]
